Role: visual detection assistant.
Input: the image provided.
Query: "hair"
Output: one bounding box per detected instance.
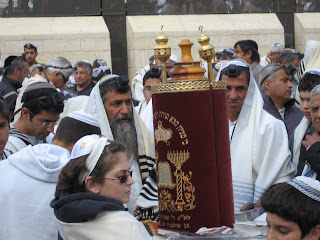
[92,59,107,69]
[269,43,284,54]
[30,64,44,75]
[261,182,320,238]
[298,72,320,92]
[54,117,101,146]
[5,56,26,76]
[24,43,37,52]
[21,84,64,118]
[234,40,260,63]
[46,57,73,83]
[143,68,161,86]
[279,51,303,64]
[0,97,11,122]
[55,140,127,198]
[99,75,131,104]
[74,61,93,75]
[259,63,283,92]
[309,84,320,99]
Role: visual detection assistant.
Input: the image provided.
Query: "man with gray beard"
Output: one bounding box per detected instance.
[61,74,157,217]
[108,109,138,161]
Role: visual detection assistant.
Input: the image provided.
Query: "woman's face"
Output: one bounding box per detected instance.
[0,116,9,155]
[98,152,134,203]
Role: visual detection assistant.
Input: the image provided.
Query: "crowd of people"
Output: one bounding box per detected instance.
[0,39,319,240]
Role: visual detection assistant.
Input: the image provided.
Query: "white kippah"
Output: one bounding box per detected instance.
[66,111,100,128]
[70,134,110,184]
[170,53,179,62]
[288,176,320,202]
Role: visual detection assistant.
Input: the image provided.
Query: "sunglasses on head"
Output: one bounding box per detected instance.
[105,170,133,184]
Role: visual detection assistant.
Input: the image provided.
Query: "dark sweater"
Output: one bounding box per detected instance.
[262,93,303,139]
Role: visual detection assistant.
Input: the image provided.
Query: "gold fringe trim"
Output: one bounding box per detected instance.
[151,80,226,93]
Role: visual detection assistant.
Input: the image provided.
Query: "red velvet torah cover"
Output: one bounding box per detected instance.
[153,88,234,234]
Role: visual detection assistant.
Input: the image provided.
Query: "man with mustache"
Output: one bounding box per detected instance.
[295,84,320,180]
[259,64,303,139]
[218,60,295,212]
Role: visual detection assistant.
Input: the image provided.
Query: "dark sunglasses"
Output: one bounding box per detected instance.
[105,170,133,184]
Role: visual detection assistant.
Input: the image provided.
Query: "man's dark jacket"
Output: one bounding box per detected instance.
[262,93,303,139]
[0,75,22,115]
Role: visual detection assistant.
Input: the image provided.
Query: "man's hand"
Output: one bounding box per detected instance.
[302,131,320,149]
[240,201,261,211]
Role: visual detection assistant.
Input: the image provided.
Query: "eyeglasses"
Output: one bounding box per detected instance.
[105,170,133,184]
[28,109,59,127]
[270,51,281,55]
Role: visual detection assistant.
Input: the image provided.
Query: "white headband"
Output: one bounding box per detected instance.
[288,176,320,202]
[70,134,110,184]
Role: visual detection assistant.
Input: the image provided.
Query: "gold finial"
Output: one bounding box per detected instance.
[154,25,171,84]
[197,27,215,85]
[199,26,203,34]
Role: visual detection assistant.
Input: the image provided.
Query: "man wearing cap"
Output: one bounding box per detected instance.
[0,111,101,240]
[295,84,320,180]
[260,64,303,139]
[219,48,234,61]
[92,59,111,83]
[131,54,178,102]
[279,49,305,100]
[61,74,156,217]
[0,55,28,116]
[217,59,294,212]
[260,43,285,67]
[233,40,263,85]
[13,57,76,122]
[71,61,95,96]
[24,43,40,75]
[4,82,65,158]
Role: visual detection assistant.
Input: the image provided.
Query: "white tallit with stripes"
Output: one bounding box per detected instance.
[217,60,296,212]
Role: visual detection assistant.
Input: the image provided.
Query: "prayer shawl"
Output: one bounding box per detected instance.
[131,64,150,102]
[306,41,320,72]
[51,193,151,240]
[4,124,44,159]
[0,144,70,240]
[290,117,311,170]
[59,77,156,215]
[217,60,295,212]
[260,54,271,67]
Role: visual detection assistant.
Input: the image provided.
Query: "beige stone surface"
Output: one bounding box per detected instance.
[295,13,320,52]
[127,14,284,81]
[0,17,111,69]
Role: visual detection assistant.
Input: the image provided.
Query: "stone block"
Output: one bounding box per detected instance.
[43,39,81,53]
[81,38,110,52]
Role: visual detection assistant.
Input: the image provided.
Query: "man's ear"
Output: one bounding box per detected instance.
[246,50,252,59]
[85,176,100,194]
[264,80,271,91]
[309,225,320,240]
[21,107,30,120]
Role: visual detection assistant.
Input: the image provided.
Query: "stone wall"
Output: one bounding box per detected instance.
[295,13,320,53]
[127,14,284,81]
[0,17,111,68]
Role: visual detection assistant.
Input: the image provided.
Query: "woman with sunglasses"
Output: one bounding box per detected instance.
[51,135,151,240]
